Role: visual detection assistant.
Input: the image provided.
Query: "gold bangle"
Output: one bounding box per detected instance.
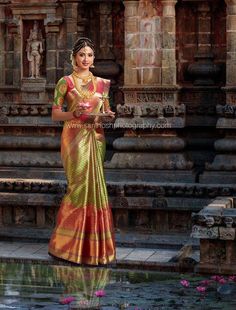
[73,111,81,118]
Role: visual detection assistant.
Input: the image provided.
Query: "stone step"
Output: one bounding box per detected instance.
[0,227,199,250]
[0,240,199,272]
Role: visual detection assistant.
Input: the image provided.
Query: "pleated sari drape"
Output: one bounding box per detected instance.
[48,75,116,265]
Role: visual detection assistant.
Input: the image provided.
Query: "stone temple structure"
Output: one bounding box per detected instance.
[0,0,236,264]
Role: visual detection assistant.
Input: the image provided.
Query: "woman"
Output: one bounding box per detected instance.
[48,37,116,265]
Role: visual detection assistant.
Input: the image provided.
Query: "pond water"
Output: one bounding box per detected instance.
[0,262,235,309]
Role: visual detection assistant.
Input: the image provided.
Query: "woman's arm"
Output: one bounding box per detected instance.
[52,77,75,122]
[52,108,74,122]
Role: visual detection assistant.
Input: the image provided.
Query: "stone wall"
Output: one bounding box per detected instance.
[0,0,236,238]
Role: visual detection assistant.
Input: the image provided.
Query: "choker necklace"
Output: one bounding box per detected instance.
[72,71,96,100]
[72,71,92,84]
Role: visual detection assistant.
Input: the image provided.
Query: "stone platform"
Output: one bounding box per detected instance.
[0,236,199,273]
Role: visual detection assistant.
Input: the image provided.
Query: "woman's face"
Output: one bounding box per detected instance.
[74,46,94,70]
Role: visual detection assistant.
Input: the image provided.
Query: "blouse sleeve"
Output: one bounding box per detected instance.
[103,79,111,112]
[52,77,68,110]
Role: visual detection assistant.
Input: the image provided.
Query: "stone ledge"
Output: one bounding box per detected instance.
[191,197,236,274]
[0,227,199,250]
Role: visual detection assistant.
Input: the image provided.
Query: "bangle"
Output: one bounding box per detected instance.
[73,111,81,118]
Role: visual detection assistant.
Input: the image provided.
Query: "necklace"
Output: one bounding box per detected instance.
[72,71,97,100]
[72,71,92,84]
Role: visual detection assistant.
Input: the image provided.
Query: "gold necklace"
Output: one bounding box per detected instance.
[72,71,92,84]
[72,72,96,100]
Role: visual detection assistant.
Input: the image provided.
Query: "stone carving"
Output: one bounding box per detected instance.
[0,107,9,124]
[116,103,185,117]
[138,0,158,19]
[26,21,44,79]
[152,198,168,209]
[219,227,235,240]
[0,105,51,117]
[191,225,219,239]
[216,104,236,118]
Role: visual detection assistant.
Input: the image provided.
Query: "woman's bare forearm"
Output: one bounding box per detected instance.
[52,109,74,121]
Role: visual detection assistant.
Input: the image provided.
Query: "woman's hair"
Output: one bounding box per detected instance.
[72,37,95,56]
[70,37,95,69]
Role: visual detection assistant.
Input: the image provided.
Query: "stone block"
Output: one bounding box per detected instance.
[226,241,236,264]
[46,51,57,68]
[200,239,226,264]
[125,248,155,261]
[5,53,14,69]
[126,33,140,49]
[162,32,175,49]
[162,49,176,67]
[140,33,156,49]
[125,18,138,33]
[6,36,13,51]
[198,18,211,33]
[66,21,77,33]
[13,69,20,85]
[162,67,176,85]
[66,33,75,50]
[198,33,211,45]
[162,17,175,33]
[169,211,191,232]
[46,69,56,84]
[3,206,12,225]
[162,3,176,17]
[113,209,129,228]
[227,32,236,52]
[143,68,161,84]
[124,2,138,18]
[182,46,196,61]
[227,64,236,85]
[5,69,13,85]
[136,50,162,67]
[191,225,219,239]
[227,15,236,33]
[219,227,236,240]
[46,34,57,50]
[58,51,66,68]
[124,66,138,85]
[140,18,160,33]
[64,7,73,19]
[182,33,196,45]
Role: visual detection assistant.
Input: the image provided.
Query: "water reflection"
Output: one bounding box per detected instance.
[0,263,111,309]
[0,262,236,309]
[52,266,110,308]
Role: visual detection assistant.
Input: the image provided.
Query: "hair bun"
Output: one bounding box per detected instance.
[72,37,95,55]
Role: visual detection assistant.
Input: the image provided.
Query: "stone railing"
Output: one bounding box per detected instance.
[191,197,236,274]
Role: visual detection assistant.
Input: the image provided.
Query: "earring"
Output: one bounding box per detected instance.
[90,64,95,68]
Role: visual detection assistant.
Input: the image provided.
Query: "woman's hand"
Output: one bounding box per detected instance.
[106,110,115,119]
[73,103,90,118]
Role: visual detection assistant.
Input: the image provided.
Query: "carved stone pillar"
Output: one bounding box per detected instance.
[161,0,177,85]
[91,1,120,82]
[225,0,236,87]
[187,2,220,86]
[106,0,194,182]
[45,25,59,86]
[0,5,5,85]
[200,0,236,183]
[61,1,78,75]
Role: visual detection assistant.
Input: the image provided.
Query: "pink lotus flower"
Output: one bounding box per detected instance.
[59,296,76,304]
[95,289,106,297]
[200,280,211,286]
[218,278,227,285]
[196,286,206,293]
[211,275,223,282]
[180,279,190,287]
[228,275,236,282]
